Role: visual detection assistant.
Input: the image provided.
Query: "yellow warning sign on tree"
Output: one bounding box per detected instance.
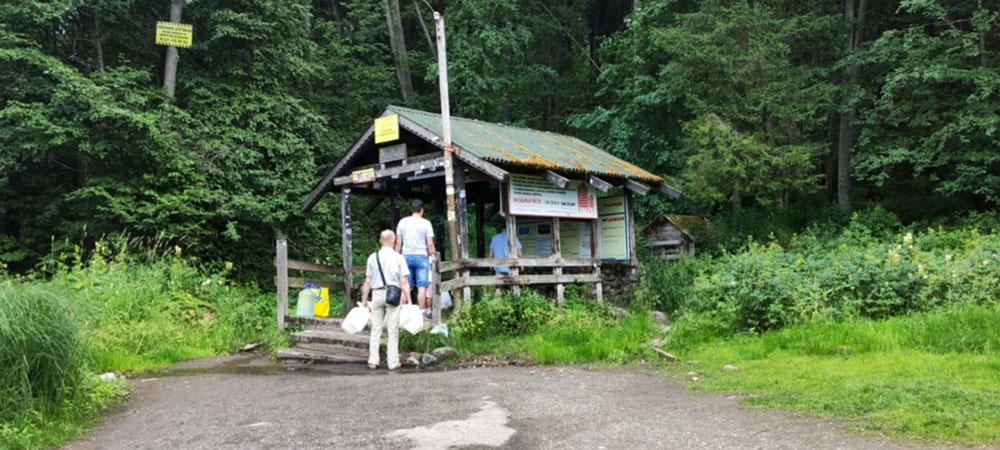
[374,114,400,144]
[156,21,193,48]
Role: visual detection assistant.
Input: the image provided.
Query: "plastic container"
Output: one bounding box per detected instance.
[399,304,424,335]
[313,287,330,318]
[295,283,320,317]
[342,306,371,334]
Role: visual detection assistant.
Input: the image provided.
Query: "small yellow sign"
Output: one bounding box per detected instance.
[156,21,193,48]
[352,168,376,184]
[374,114,400,144]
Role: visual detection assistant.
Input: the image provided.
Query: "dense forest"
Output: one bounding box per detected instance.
[2,0,998,280]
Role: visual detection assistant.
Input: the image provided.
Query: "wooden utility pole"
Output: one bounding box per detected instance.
[162,0,183,102]
[435,11,460,263]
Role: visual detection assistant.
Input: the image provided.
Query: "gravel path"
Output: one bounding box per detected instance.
[64,360,958,450]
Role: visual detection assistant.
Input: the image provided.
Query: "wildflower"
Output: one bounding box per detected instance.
[224,261,234,271]
[945,254,952,261]
[202,278,212,286]
[174,245,182,256]
[917,264,925,276]
[903,232,913,246]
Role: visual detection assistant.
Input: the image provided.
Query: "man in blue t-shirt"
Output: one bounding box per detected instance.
[489,224,523,275]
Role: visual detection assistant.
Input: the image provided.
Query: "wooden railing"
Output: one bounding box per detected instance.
[436,256,602,306]
[275,239,364,330]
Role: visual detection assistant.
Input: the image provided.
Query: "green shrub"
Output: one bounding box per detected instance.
[649,220,1000,341]
[450,290,556,340]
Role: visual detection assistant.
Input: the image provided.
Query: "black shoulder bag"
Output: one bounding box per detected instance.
[376,251,403,307]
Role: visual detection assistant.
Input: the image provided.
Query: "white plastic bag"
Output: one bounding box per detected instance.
[429,323,449,337]
[341,306,371,334]
[440,291,453,310]
[399,304,424,335]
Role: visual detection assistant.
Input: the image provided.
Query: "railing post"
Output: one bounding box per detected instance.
[590,219,603,302]
[342,187,353,314]
[276,239,289,330]
[552,217,563,306]
[431,252,442,325]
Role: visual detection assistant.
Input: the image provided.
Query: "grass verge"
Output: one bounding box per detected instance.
[670,305,1000,444]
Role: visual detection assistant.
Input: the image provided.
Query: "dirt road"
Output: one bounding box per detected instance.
[65,358,952,450]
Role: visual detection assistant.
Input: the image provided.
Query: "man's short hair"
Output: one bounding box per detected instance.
[379,229,395,244]
[410,199,424,214]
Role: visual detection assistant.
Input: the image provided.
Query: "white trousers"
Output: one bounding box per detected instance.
[368,289,400,368]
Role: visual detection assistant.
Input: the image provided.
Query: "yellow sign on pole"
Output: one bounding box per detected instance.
[374,114,400,144]
[156,21,193,48]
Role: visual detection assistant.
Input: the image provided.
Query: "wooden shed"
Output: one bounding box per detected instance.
[277,105,680,329]
[642,215,709,259]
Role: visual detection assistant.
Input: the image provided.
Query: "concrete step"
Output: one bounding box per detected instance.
[285,315,343,330]
[276,343,368,364]
[291,329,369,349]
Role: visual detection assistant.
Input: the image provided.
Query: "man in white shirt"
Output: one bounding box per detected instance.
[395,200,436,317]
[361,230,411,370]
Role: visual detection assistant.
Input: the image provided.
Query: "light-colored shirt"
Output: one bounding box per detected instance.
[366,247,409,289]
[396,215,434,256]
[489,230,522,274]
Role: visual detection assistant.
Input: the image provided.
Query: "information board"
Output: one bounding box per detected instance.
[508,174,598,219]
[513,196,629,260]
[155,22,193,48]
[597,195,629,260]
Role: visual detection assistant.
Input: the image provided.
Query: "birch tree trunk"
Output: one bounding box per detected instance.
[386,0,414,103]
[162,0,183,103]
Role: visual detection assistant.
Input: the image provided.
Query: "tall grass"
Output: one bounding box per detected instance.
[674,305,1000,444]
[1,237,281,448]
[0,286,88,422]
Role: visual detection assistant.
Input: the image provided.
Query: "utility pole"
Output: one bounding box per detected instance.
[435,11,460,262]
[162,0,183,102]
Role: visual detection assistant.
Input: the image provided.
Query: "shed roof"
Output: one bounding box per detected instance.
[302,106,668,212]
[388,106,662,183]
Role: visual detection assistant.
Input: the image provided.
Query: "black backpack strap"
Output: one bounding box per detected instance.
[376,250,389,288]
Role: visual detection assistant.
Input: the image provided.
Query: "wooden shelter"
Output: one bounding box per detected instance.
[642,215,710,259]
[277,106,679,329]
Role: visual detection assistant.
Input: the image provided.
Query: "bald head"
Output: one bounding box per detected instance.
[379,229,396,247]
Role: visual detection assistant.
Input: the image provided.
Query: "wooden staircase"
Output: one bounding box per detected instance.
[276,316,369,364]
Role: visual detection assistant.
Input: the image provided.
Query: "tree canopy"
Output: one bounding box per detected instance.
[2,0,998,280]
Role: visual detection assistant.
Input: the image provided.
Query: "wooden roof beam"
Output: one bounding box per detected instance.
[545,170,570,189]
[624,179,651,196]
[587,174,612,193]
[659,184,682,200]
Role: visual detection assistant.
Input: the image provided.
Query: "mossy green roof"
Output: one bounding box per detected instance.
[389,106,662,183]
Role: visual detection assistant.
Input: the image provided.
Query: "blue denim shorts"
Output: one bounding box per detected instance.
[404,254,430,288]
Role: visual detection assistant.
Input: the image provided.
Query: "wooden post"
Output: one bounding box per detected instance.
[390,183,401,227]
[552,217,563,306]
[505,186,520,296]
[341,187,354,314]
[625,190,638,278]
[434,196,446,260]
[435,11,461,265]
[590,218,603,302]
[456,166,471,306]
[475,187,486,258]
[431,251,442,324]
[276,239,289,330]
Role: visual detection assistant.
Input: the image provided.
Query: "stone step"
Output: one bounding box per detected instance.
[291,329,369,349]
[285,315,343,330]
[276,343,368,364]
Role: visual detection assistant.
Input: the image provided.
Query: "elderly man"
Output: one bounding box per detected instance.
[361,230,411,370]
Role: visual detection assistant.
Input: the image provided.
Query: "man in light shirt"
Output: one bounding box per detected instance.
[395,200,436,317]
[361,230,411,370]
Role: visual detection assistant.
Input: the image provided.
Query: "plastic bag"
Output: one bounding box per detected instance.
[399,304,424,335]
[341,306,371,334]
[440,291,453,310]
[429,323,449,337]
[313,287,330,318]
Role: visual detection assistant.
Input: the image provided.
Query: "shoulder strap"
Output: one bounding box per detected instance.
[375,250,389,287]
